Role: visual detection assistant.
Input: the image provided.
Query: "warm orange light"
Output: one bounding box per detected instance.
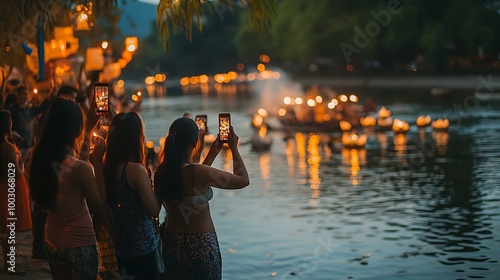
[137,91,142,97]
[307,99,316,107]
[259,54,270,63]
[101,41,109,49]
[278,108,286,116]
[257,108,268,118]
[180,77,189,86]
[116,80,125,87]
[228,71,238,80]
[237,63,245,70]
[295,97,303,105]
[214,74,224,83]
[199,74,209,83]
[349,94,358,102]
[144,76,155,85]
[315,96,323,103]
[247,73,256,81]
[253,114,264,127]
[284,96,292,105]
[155,74,166,82]
[131,94,139,102]
[190,76,199,85]
[327,102,336,109]
[339,95,348,102]
[125,36,138,52]
[257,63,266,72]
[146,141,154,149]
[33,89,38,94]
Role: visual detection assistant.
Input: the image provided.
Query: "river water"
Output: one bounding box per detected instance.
[138,80,500,280]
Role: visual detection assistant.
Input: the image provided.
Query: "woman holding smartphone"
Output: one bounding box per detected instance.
[104,112,160,279]
[155,117,249,280]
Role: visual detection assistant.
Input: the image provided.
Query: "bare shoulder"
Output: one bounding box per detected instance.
[126,162,149,181]
[72,159,93,174]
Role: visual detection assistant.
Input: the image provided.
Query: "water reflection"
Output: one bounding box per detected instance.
[259,152,270,188]
[433,131,449,155]
[295,132,307,178]
[394,133,407,156]
[341,148,366,185]
[307,134,321,190]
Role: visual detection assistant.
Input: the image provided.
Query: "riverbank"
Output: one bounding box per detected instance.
[293,74,500,91]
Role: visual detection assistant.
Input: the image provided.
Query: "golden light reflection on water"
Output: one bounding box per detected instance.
[295,133,307,177]
[377,132,388,156]
[307,134,321,190]
[286,139,295,176]
[260,152,271,187]
[394,133,407,156]
[342,148,366,185]
[433,131,449,155]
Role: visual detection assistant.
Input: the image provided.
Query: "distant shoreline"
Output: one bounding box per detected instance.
[293,75,500,91]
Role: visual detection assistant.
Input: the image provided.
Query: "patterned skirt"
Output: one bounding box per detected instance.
[162,231,222,280]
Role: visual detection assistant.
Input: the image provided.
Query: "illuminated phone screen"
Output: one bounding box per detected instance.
[219,114,230,142]
[195,115,207,133]
[94,84,109,112]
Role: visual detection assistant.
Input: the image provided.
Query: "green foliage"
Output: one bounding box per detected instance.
[235,0,500,70]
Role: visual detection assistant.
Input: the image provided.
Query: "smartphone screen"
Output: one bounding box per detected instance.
[219,113,231,142]
[195,115,207,133]
[94,83,109,113]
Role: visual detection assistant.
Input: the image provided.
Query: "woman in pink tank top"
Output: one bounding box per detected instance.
[30,98,107,280]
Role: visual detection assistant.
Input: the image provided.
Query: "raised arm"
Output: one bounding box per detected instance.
[199,127,249,189]
[202,134,222,166]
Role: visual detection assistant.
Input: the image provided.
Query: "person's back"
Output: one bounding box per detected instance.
[104,112,160,279]
[155,117,249,280]
[108,162,159,258]
[45,156,96,248]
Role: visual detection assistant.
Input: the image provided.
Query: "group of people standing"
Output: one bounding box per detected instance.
[1,81,249,280]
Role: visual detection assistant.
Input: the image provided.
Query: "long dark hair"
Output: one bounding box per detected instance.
[155,117,199,202]
[104,112,146,203]
[30,99,83,210]
[0,110,12,143]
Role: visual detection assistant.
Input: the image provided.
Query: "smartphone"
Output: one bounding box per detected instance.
[195,115,208,133]
[219,113,231,143]
[93,82,109,113]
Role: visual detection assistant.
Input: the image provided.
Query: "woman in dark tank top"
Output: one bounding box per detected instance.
[104,112,161,279]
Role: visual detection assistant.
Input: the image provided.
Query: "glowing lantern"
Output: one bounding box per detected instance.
[378,106,391,118]
[360,116,376,127]
[349,95,358,102]
[75,13,91,30]
[284,97,292,105]
[253,114,264,127]
[307,99,316,107]
[295,97,303,105]
[342,132,367,148]
[432,119,449,131]
[278,108,286,116]
[339,120,352,131]
[54,26,73,41]
[339,95,348,102]
[315,96,323,103]
[85,48,104,71]
[392,119,410,133]
[125,36,138,52]
[257,108,268,118]
[416,115,432,127]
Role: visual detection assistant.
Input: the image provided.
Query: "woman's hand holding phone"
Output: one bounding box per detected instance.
[227,126,239,150]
